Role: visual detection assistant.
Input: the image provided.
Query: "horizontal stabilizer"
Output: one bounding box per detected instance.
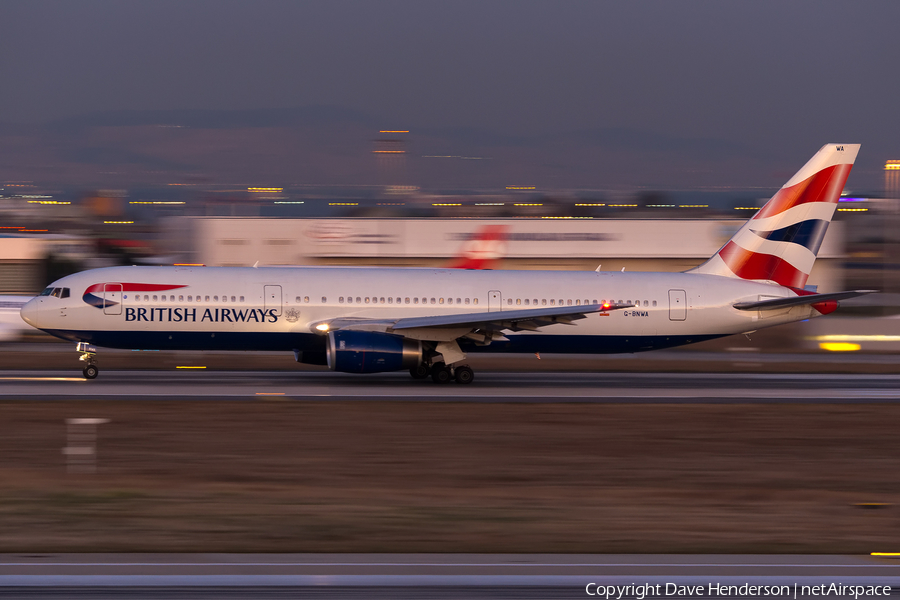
[733,290,876,311]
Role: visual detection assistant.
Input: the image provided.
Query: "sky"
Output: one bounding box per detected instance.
[2,1,899,190]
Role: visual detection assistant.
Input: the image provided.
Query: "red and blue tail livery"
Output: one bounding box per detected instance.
[691,144,859,289]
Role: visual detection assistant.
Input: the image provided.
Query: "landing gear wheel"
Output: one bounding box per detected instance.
[430,363,452,384]
[83,364,99,380]
[410,364,430,379]
[454,365,474,384]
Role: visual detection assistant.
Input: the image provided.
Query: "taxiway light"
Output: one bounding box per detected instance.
[176,366,207,369]
[379,130,409,133]
[818,342,861,352]
[871,552,900,556]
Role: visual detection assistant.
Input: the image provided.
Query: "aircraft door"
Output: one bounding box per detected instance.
[264,285,283,317]
[103,283,123,315]
[668,289,686,321]
[488,290,502,312]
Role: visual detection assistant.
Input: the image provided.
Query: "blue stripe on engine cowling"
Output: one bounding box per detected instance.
[750,219,830,254]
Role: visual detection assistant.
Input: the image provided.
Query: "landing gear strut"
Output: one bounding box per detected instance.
[77,342,99,380]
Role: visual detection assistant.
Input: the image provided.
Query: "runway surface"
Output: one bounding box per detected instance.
[3,370,900,403]
[2,554,899,599]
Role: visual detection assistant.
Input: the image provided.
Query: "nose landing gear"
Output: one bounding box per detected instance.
[77,342,99,380]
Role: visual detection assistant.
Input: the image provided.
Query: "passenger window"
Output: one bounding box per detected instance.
[388,297,393,304]
[145,295,150,301]
[213,296,218,302]
[652,300,657,307]
[567,299,572,306]
[339,297,344,303]
[447,298,453,305]
[431,298,436,304]
[576,299,581,305]
[439,298,444,304]
[473,298,478,305]
[456,298,461,304]
[516,299,521,305]
[465,298,470,305]
[187,296,192,302]
[321,296,327,303]
[240,296,245,302]
[179,295,184,302]
[414,298,419,304]
[153,295,158,301]
[304,296,309,303]
[380,297,385,304]
[356,297,361,303]
[295,296,301,303]
[643,300,648,307]
[405,298,410,304]
[550,299,556,306]
[365,297,370,304]
[524,299,529,306]
[396,298,401,304]
[507,298,513,305]
[542,299,547,306]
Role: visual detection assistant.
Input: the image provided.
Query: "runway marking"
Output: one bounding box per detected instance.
[1,562,897,568]
[0,377,85,382]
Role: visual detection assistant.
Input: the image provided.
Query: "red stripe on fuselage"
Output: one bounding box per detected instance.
[717,241,808,288]
[753,164,853,221]
[84,283,188,294]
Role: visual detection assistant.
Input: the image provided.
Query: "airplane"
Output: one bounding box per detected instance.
[21,143,873,383]
[0,295,36,341]
[446,224,508,269]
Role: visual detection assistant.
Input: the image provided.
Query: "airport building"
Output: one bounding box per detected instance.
[175,218,847,292]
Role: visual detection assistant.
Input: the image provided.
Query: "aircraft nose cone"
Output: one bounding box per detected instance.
[20,298,40,328]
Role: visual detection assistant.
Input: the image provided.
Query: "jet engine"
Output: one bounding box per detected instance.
[327,330,423,374]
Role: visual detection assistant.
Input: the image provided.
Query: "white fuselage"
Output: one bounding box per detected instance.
[21,265,817,355]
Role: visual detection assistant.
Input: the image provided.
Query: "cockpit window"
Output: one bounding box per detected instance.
[39,287,54,296]
[60,288,70,299]
[50,288,61,298]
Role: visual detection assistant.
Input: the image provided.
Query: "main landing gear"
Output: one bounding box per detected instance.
[77,342,99,380]
[409,362,475,385]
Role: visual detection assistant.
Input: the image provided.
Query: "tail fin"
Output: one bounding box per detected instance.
[447,225,509,269]
[690,143,859,288]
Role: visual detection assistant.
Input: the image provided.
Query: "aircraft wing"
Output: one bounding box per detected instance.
[732,290,876,311]
[311,302,634,335]
[391,302,634,332]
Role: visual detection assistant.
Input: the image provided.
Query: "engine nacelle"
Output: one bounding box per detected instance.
[327,330,422,374]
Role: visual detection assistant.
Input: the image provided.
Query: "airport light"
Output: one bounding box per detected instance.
[837,208,868,212]
[679,205,709,208]
[885,161,900,171]
[248,187,283,193]
[432,203,461,206]
[818,342,861,352]
[328,203,358,206]
[575,203,605,207]
[506,186,536,190]
[379,130,409,133]
[514,203,543,206]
